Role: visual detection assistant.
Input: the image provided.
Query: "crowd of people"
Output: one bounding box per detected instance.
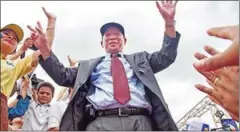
[0,0,239,131]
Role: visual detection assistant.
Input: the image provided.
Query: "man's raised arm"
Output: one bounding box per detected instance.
[28,21,77,87]
[146,0,180,73]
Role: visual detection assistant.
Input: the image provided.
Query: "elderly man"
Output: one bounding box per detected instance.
[30,1,181,131]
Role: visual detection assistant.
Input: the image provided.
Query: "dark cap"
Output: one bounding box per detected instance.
[100,22,125,37]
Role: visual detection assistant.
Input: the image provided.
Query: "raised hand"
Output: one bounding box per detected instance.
[194,45,239,120]
[22,38,34,51]
[42,7,56,22]
[21,77,30,99]
[42,7,56,49]
[21,77,30,89]
[67,55,78,67]
[193,25,239,71]
[156,0,178,21]
[27,21,50,59]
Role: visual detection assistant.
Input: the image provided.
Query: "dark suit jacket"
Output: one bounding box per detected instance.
[39,32,181,131]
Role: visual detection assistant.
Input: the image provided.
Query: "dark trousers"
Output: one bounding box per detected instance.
[86,115,152,131]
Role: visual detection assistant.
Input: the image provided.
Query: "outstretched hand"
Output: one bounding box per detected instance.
[156,0,178,22]
[67,55,78,67]
[194,45,239,121]
[193,25,239,71]
[22,38,34,51]
[27,21,50,58]
[42,7,56,22]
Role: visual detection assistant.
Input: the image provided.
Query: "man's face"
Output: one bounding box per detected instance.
[101,27,127,54]
[0,29,18,54]
[37,87,53,104]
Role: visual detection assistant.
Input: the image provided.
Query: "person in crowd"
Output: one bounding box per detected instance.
[20,7,56,130]
[30,0,181,131]
[21,81,55,130]
[194,45,239,121]
[8,76,31,120]
[56,55,79,101]
[1,6,56,130]
[7,38,34,97]
[0,23,39,130]
[48,87,74,131]
[185,117,210,131]
[7,37,34,61]
[48,55,78,131]
[193,25,239,71]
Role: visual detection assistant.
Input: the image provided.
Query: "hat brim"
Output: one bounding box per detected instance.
[100,22,125,37]
[1,24,24,42]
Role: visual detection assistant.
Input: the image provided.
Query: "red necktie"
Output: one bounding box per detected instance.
[111,54,130,104]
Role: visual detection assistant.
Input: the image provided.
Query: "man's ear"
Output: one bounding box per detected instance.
[101,41,104,48]
[124,38,127,46]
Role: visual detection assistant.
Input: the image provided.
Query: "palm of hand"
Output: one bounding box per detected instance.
[212,67,239,117]
[32,33,48,49]
[156,1,177,21]
[161,3,176,20]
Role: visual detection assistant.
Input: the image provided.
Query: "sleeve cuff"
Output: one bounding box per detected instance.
[163,31,181,50]
[38,51,53,62]
[16,95,23,100]
[26,95,32,100]
[21,96,31,104]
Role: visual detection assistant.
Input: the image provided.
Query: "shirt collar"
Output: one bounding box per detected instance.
[104,52,124,60]
[35,101,51,107]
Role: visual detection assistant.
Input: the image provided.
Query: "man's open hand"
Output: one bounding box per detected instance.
[193,25,239,71]
[156,0,178,22]
[27,21,50,59]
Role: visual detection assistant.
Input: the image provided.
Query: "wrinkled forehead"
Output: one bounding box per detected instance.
[1,29,18,39]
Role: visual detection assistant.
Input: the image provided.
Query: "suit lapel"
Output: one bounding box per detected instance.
[125,54,160,95]
[71,57,104,100]
[125,54,168,110]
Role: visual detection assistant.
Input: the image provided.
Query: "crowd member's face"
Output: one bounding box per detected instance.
[101,27,127,54]
[37,87,53,104]
[0,29,18,54]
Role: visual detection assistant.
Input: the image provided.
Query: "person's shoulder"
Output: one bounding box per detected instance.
[49,101,61,110]
[90,56,105,60]
[28,100,37,108]
[124,51,148,57]
[51,100,66,107]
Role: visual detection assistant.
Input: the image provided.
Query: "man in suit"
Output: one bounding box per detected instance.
[30,1,181,131]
